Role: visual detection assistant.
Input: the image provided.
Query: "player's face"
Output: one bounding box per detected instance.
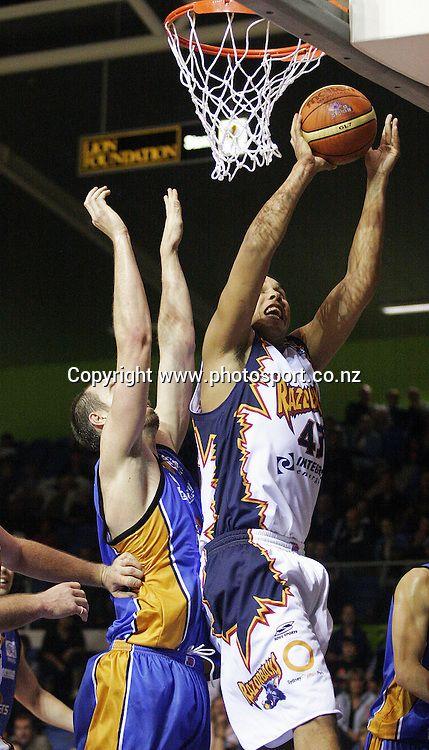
[0,566,14,596]
[251,277,290,345]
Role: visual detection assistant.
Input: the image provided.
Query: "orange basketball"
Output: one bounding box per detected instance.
[299,85,377,165]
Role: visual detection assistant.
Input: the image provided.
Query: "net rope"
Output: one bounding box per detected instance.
[166,11,323,180]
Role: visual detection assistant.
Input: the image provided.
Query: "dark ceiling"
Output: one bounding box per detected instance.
[1,0,428,368]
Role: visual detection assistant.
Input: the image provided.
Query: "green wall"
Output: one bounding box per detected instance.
[1,335,427,440]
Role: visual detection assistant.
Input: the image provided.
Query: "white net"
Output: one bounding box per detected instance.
[166,10,323,181]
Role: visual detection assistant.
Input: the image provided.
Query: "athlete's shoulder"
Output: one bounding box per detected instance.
[395,565,429,607]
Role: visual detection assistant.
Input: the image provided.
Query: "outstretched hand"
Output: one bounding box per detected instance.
[160,187,183,253]
[84,186,128,241]
[290,113,336,174]
[365,114,400,179]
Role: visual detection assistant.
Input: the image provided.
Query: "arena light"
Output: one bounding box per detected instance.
[183,134,211,151]
[381,303,429,315]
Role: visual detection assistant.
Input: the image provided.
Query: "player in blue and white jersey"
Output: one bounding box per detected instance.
[191,114,400,750]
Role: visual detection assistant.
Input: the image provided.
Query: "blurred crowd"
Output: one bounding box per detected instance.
[0,384,428,749]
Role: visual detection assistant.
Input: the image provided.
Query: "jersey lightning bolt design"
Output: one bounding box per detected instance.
[191,335,324,547]
[203,531,292,669]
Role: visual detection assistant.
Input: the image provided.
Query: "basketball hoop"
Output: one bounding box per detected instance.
[165,0,324,181]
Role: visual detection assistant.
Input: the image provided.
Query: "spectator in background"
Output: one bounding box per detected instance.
[333,639,362,689]
[210,696,241,750]
[345,385,375,428]
[374,518,407,562]
[406,387,429,440]
[310,492,336,545]
[39,617,86,704]
[336,670,377,749]
[10,714,51,750]
[323,423,353,498]
[328,604,371,670]
[332,507,371,561]
[385,388,406,429]
[351,415,382,479]
[365,469,404,523]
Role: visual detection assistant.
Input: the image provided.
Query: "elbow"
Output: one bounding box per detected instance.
[117,327,152,351]
[395,666,413,693]
[159,314,195,349]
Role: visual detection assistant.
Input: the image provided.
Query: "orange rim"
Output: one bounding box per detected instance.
[165,0,325,60]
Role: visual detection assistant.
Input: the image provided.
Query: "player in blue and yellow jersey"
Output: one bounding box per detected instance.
[366,564,429,750]
[0,565,75,748]
[71,188,213,750]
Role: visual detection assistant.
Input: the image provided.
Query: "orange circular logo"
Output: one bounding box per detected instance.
[283,640,314,672]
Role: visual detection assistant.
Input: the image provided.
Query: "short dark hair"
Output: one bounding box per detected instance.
[70,388,105,453]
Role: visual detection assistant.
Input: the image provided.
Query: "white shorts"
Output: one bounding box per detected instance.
[202,529,340,750]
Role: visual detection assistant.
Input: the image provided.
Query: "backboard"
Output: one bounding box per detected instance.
[245,0,429,111]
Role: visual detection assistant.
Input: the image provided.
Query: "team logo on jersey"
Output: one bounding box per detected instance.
[277,454,295,473]
[274,621,298,640]
[276,382,321,432]
[238,652,286,710]
[5,641,16,662]
[160,455,183,475]
[283,640,315,673]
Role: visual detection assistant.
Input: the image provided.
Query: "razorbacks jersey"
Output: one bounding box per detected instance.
[367,564,429,742]
[190,335,324,546]
[94,445,208,655]
[0,631,20,735]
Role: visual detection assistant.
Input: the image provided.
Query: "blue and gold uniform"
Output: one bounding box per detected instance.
[366,564,429,750]
[74,445,212,750]
[0,630,20,744]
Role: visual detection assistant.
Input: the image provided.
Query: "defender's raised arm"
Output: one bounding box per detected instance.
[156,188,195,452]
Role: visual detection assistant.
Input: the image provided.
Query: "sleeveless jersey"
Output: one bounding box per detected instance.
[367,564,429,742]
[190,335,324,546]
[0,631,20,735]
[94,445,208,655]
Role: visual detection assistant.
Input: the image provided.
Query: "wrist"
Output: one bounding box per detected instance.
[160,240,180,255]
[111,227,130,242]
[33,592,49,619]
[366,172,389,191]
[292,158,317,182]
[99,564,108,590]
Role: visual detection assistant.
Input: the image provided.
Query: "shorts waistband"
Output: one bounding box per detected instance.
[204,529,305,555]
[111,640,205,672]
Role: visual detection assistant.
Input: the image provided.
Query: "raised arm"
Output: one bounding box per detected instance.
[15,645,74,733]
[392,567,429,703]
[84,187,153,467]
[202,115,333,373]
[155,189,195,452]
[293,115,400,370]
